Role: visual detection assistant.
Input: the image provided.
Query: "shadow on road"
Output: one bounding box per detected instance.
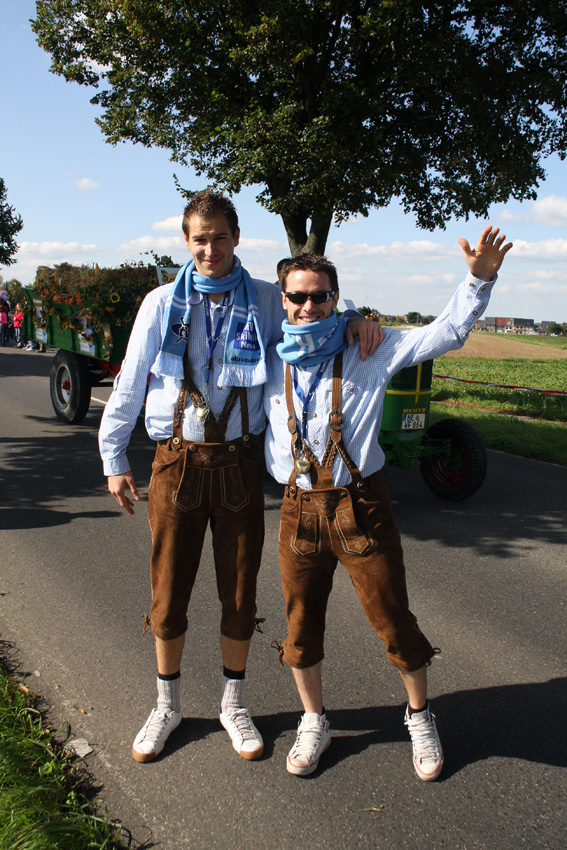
[2,405,565,559]
[0,417,154,530]
[386,457,566,556]
[0,347,53,380]
[160,677,566,780]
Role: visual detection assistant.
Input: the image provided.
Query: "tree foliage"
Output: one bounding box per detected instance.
[0,179,23,267]
[5,279,26,307]
[33,1,567,255]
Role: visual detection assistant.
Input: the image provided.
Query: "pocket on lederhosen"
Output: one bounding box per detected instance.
[292,487,372,556]
[172,441,248,512]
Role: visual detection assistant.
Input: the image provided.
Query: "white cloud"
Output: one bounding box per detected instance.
[511,238,567,260]
[75,177,100,190]
[119,235,186,253]
[238,237,284,254]
[515,280,567,294]
[531,195,567,228]
[497,208,523,223]
[152,215,183,232]
[329,239,454,261]
[402,273,456,286]
[9,242,101,284]
[20,241,99,257]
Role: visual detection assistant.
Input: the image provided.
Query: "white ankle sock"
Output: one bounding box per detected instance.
[221,674,244,714]
[157,675,181,714]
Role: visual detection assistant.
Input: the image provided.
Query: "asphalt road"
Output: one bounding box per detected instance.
[1,345,566,850]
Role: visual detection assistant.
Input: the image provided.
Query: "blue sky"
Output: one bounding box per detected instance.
[2,2,567,322]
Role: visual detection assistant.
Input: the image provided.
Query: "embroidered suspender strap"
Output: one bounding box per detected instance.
[171,385,189,447]
[166,347,250,445]
[323,352,366,490]
[320,351,344,471]
[285,352,365,490]
[204,386,243,442]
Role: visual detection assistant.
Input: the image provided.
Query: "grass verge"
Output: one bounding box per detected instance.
[0,663,128,850]
[430,404,567,466]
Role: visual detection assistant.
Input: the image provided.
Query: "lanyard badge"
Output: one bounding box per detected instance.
[292,361,328,473]
[200,293,229,415]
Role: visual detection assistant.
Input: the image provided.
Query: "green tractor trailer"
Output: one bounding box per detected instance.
[23,266,486,502]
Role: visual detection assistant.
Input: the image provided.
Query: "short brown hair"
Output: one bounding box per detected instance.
[182,190,239,237]
[278,253,339,292]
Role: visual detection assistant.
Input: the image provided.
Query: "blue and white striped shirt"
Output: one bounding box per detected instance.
[264,273,495,488]
[99,275,284,476]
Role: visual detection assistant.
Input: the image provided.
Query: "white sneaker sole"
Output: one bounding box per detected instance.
[287,736,331,776]
[132,711,182,763]
[219,712,264,760]
[413,754,444,781]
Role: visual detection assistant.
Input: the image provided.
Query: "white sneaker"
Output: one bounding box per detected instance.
[287,712,331,776]
[132,708,182,763]
[220,708,264,760]
[404,704,444,781]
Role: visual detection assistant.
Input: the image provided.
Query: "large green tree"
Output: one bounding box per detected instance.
[0,179,23,266]
[33,1,567,255]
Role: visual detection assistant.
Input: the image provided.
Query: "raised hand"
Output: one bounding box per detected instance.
[458,225,513,281]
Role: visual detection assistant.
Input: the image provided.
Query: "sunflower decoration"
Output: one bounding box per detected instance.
[30,263,165,350]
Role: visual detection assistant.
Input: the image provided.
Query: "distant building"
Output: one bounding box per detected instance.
[475,316,535,333]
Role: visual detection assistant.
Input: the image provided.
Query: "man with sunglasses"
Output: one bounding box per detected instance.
[264,226,512,779]
[99,190,381,766]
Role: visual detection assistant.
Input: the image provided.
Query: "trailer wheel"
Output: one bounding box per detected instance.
[419,418,487,501]
[50,351,92,424]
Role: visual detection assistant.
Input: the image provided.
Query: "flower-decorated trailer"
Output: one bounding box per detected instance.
[22,263,178,424]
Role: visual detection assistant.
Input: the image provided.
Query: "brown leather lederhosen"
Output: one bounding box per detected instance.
[147,356,265,642]
[278,352,434,671]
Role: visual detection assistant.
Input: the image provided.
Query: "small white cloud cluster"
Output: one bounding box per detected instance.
[497,194,567,228]
[531,195,567,228]
[510,238,567,261]
[75,177,100,190]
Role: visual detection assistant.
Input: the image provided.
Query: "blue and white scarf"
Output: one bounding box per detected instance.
[277,314,348,366]
[151,257,266,387]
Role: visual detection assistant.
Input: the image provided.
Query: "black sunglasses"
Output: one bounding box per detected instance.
[284,290,335,305]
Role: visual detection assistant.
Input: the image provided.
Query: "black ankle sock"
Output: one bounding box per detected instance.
[408,700,428,717]
[223,666,245,680]
[158,671,181,681]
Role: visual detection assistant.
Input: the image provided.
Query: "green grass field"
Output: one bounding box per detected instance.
[427,339,567,464]
[431,357,567,422]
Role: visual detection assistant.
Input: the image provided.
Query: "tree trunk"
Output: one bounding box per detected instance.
[280,211,333,257]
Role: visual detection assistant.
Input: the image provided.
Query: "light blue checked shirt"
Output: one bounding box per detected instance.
[99,274,285,476]
[265,273,495,488]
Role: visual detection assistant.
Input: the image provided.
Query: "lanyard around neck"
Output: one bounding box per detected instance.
[203,293,229,387]
[292,361,328,439]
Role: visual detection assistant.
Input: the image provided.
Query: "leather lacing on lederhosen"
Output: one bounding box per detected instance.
[285,351,366,493]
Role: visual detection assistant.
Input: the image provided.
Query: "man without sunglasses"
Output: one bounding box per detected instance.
[265,227,512,779]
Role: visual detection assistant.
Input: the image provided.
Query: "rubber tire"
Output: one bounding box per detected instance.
[50,350,92,424]
[419,418,487,501]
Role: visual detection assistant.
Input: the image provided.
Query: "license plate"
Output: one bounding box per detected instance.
[402,412,426,430]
